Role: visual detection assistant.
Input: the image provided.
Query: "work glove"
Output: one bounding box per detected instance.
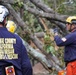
[53,28,59,34]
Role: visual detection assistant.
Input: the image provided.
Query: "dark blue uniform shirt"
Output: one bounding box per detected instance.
[0,27,32,75]
[54,31,76,62]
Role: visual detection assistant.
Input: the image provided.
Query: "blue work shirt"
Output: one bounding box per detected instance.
[54,31,76,62]
[0,27,32,75]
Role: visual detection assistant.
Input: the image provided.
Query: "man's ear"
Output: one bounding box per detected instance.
[74,24,76,27]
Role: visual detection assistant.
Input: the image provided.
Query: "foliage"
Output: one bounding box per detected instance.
[65,0,76,15]
[57,5,66,14]
[12,0,71,60]
[24,11,43,33]
[14,0,23,8]
[44,31,55,56]
[56,0,76,15]
[12,0,23,11]
[12,1,43,33]
[43,0,76,15]
[12,0,76,34]
[12,0,70,74]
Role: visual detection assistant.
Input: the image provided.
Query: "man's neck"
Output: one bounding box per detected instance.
[71,27,76,32]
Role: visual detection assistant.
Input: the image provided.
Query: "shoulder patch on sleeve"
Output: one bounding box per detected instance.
[61,38,67,42]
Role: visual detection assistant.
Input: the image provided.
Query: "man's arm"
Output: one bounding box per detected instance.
[54,33,75,46]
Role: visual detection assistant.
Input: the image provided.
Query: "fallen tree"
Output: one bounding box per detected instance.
[0,0,71,74]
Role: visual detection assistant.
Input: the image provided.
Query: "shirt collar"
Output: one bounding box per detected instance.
[0,27,8,31]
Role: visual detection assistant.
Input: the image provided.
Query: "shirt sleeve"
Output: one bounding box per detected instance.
[54,33,75,46]
[21,41,33,75]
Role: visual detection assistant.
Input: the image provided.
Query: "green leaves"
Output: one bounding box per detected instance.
[44,34,51,44]
[14,0,23,8]
[44,32,55,56]
[46,45,55,54]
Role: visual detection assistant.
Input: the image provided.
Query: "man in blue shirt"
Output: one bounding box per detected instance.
[0,5,32,75]
[54,16,76,75]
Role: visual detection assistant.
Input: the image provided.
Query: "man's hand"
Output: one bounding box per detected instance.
[53,28,59,35]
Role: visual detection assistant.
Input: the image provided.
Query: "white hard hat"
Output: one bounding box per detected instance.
[0,5,9,22]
